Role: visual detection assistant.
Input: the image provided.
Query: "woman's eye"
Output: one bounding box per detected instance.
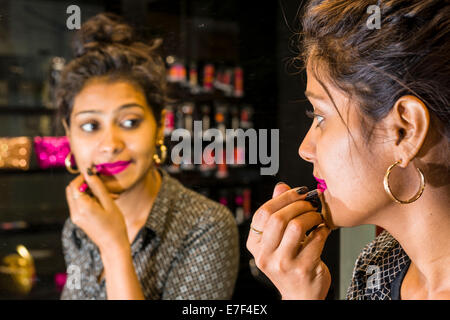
[305,109,325,127]
[80,122,98,132]
[121,118,141,129]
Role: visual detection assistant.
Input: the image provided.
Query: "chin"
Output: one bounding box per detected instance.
[320,194,360,230]
[100,176,132,194]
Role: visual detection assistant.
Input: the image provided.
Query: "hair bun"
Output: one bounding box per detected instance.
[73,13,135,57]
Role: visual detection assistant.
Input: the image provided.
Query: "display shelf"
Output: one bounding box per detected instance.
[171,91,244,104]
[0,167,68,175]
[0,220,64,235]
[0,106,56,116]
[168,166,262,188]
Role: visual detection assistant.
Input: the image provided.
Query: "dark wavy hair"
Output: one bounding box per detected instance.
[297,0,449,159]
[56,13,168,126]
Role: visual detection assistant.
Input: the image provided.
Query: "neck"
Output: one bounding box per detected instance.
[114,167,162,227]
[374,184,450,293]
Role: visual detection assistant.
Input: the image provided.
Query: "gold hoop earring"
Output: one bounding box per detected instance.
[65,152,79,174]
[153,140,167,165]
[383,159,425,204]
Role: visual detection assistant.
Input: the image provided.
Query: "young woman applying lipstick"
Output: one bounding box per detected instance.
[247,0,450,300]
[56,13,239,300]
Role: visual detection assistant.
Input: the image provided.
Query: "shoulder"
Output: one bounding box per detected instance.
[61,217,76,245]
[158,172,239,257]
[346,230,410,300]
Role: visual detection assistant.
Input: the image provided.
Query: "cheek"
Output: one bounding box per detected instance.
[126,127,158,165]
[317,133,358,196]
[317,129,387,226]
[70,137,96,171]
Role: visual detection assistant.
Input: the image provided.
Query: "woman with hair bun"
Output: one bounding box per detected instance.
[57,13,239,300]
[247,0,450,300]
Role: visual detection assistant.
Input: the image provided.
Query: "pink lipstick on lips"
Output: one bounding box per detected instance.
[78,161,132,194]
[95,160,132,176]
[314,175,327,192]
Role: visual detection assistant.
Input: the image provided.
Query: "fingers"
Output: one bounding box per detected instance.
[277,211,324,258]
[272,182,291,198]
[298,225,331,264]
[258,200,320,252]
[65,175,91,224]
[66,174,85,204]
[247,196,319,254]
[81,167,115,211]
[65,182,79,217]
[251,185,310,231]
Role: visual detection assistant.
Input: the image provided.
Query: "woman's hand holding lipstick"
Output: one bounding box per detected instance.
[246,182,331,300]
[65,166,129,253]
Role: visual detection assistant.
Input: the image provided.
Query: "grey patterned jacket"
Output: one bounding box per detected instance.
[60,169,240,300]
[346,230,411,300]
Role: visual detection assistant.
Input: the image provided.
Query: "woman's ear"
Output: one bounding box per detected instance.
[385,95,430,168]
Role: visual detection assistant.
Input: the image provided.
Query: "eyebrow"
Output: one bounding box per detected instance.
[74,103,145,116]
[304,91,327,102]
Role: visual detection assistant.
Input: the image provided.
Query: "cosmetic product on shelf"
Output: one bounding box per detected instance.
[233,66,244,98]
[167,58,187,84]
[214,103,227,142]
[240,104,254,129]
[214,66,233,96]
[164,104,176,138]
[202,63,215,92]
[228,105,245,167]
[214,104,228,179]
[218,189,230,209]
[182,102,195,134]
[215,149,228,179]
[188,62,201,94]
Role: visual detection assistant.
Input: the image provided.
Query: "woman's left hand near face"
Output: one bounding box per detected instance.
[65,169,129,253]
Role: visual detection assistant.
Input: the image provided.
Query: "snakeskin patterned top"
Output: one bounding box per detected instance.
[346,230,411,300]
[60,169,240,300]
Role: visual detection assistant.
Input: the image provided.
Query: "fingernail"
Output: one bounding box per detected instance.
[276,181,286,186]
[79,183,88,193]
[296,186,309,195]
[305,189,321,209]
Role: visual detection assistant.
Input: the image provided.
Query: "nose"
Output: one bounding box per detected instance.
[99,127,124,156]
[298,126,316,164]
